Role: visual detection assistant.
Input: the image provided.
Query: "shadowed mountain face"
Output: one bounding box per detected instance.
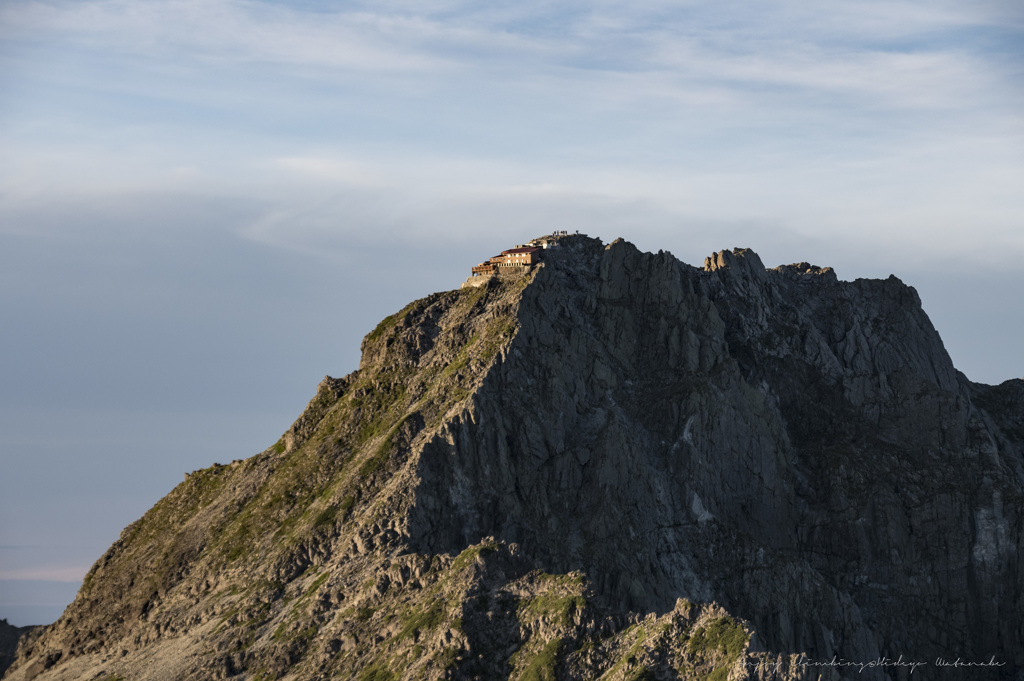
[5,236,1022,681]
[1,621,38,678]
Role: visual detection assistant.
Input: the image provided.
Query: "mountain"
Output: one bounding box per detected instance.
[0,621,37,678]
[5,234,1022,681]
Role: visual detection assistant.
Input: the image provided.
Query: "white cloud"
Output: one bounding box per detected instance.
[2,0,1021,265]
[647,40,995,109]
[4,0,1018,97]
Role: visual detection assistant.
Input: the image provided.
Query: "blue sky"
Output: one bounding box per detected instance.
[1,0,1022,624]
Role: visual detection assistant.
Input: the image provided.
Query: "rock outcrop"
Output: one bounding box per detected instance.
[0,621,38,678]
[5,235,1021,681]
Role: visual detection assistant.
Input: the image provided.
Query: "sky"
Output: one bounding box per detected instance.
[1,0,1022,626]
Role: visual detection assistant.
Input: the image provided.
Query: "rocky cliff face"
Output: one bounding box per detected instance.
[5,235,1022,681]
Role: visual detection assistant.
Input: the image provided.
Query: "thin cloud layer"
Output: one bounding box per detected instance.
[4,0,1020,100]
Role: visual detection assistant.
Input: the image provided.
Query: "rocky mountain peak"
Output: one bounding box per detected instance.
[5,236,1021,681]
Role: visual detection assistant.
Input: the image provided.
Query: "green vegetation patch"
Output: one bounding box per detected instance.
[449,542,498,573]
[396,601,446,640]
[520,591,586,627]
[456,282,491,313]
[601,623,653,680]
[479,317,518,364]
[313,505,337,528]
[519,637,562,681]
[302,572,330,599]
[686,616,747,659]
[518,572,587,627]
[358,411,416,478]
[440,334,478,379]
[356,661,397,681]
[365,304,414,345]
[352,376,410,446]
[685,616,748,681]
[359,448,390,477]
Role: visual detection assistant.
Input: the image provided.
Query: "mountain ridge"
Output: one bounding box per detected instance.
[5,234,1021,680]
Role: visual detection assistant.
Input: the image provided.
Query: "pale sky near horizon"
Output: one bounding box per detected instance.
[1,0,1022,625]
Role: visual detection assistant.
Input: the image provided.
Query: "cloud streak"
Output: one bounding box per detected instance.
[4,0,1020,101]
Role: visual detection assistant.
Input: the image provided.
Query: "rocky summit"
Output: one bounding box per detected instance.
[5,235,1022,681]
